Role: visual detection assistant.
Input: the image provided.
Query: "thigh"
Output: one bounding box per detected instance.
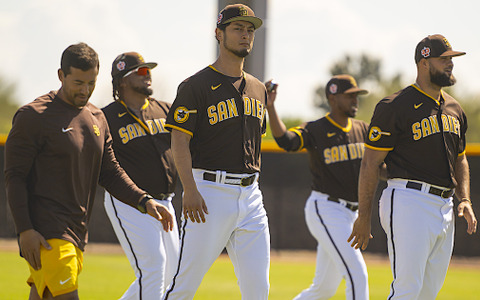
[28,239,83,298]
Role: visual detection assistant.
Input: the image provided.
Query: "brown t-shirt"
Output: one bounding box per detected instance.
[4,91,145,251]
[276,115,368,202]
[165,66,267,174]
[102,99,177,197]
[365,85,467,188]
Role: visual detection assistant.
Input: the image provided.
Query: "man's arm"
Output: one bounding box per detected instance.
[171,129,208,223]
[455,154,477,234]
[348,148,388,250]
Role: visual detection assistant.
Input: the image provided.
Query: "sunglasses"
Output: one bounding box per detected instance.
[123,67,150,78]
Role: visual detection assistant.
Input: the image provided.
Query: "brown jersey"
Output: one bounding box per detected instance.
[4,91,145,251]
[366,84,467,188]
[102,98,177,196]
[165,66,267,174]
[275,114,368,202]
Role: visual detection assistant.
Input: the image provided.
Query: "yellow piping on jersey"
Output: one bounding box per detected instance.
[208,65,246,80]
[325,113,352,132]
[287,126,304,150]
[164,124,193,137]
[119,100,152,135]
[365,144,393,151]
[411,84,442,106]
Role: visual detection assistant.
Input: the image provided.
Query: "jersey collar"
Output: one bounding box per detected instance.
[411,83,443,106]
[325,113,352,132]
[119,99,152,135]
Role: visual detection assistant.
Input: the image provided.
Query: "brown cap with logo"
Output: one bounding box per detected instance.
[415,34,466,64]
[326,74,368,97]
[217,4,262,29]
[111,52,157,78]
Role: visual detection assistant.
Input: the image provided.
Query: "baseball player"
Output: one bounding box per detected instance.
[4,43,173,300]
[163,4,269,299]
[266,75,371,300]
[349,34,477,299]
[102,52,179,299]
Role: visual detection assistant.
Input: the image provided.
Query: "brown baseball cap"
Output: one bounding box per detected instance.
[111,52,157,78]
[415,34,465,64]
[326,75,368,97]
[217,4,262,29]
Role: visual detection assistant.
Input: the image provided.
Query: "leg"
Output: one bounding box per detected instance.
[104,193,179,299]
[164,182,240,299]
[226,184,270,300]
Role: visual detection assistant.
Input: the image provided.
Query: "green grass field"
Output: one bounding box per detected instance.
[1,246,479,299]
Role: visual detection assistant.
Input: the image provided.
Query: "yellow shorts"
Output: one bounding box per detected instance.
[27,238,83,298]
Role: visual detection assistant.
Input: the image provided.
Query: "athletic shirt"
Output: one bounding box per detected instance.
[365,84,467,188]
[102,99,177,196]
[275,115,368,202]
[5,91,145,251]
[165,66,267,174]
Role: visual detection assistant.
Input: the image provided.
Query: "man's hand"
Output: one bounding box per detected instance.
[348,216,373,250]
[265,79,278,109]
[182,189,208,223]
[146,201,175,232]
[19,229,51,270]
[458,201,477,235]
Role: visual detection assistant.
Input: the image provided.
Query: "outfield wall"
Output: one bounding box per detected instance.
[1,138,479,256]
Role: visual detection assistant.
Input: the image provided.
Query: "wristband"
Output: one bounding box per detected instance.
[460,198,472,205]
[137,194,154,214]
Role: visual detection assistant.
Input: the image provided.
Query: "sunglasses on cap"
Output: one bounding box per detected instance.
[123,67,151,78]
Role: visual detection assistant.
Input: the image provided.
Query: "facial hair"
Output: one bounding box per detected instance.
[223,32,250,58]
[132,85,153,96]
[430,68,456,87]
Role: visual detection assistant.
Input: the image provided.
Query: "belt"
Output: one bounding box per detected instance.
[327,196,358,212]
[153,193,174,200]
[203,172,257,187]
[405,181,454,199]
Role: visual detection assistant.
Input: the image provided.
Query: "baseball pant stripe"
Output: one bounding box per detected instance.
[108,194,144,300]
[314,200,356,300]
[387,189,396,300]
[164,218,188,299]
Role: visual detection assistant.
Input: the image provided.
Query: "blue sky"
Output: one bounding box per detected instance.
[2,0,479,119]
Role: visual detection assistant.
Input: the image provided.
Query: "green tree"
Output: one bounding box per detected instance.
[0,76,20,135]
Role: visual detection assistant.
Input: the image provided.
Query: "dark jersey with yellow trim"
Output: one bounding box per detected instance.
[165,66,267,174]
[5,91,145,251]
[366,84,467,188]
[275,115,368,202]
[102,98,177,197]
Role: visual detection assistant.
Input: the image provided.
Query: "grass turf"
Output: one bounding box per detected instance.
[1,247,479,299]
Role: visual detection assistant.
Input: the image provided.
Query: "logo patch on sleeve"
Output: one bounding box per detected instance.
[368,126,391,142]
[174,106,198,123]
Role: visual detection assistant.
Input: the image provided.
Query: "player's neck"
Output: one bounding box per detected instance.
[328,111,349,128]
[120,91,148,111]
[415,78,442,101]
[212,52,245,77]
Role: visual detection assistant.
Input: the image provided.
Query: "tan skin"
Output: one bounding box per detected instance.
[171,20,255,223]
[118,67,153,112]
[348,56,477,250]
[22,66,174,300]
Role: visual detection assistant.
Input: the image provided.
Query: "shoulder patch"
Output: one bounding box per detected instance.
[368,126,390,142]
[174,106,197,123]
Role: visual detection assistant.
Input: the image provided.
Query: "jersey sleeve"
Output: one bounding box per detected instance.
[274,125,308,152]
[165,80,200,137]
[365,101,397,151]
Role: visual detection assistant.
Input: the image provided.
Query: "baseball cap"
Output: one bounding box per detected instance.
[217,4,262,29]
[326,75,368,97]
[111,52,157,78]
[415,34,466,64]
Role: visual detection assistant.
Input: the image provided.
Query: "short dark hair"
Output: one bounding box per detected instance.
[60,43,99,76]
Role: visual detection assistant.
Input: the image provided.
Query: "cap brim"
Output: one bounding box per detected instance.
[440,50,466,58]
[224,16,263,29]
[344,87,368,95]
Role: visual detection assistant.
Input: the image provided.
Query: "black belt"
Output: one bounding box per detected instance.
[152,193,174,200]
[405,181,454,199]
[203,172,257,187]
[327,196,358,212]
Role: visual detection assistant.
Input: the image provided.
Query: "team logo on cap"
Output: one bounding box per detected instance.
[239,6,248,16]
[421,47,431,59]
[136,53,145,63]
[174,106,198,123]
[329,83,338,94]
[368,126,391,142]
[116,61,126,71]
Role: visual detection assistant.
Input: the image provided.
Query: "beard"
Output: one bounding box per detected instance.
[223,33,250,58]
[132,85,153,96]
[430,68,456,87]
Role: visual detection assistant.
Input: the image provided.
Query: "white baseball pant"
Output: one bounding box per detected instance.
[104,192,180,300]
[294,190,369,300]
[379,179,454,299]
[164,169,270,300]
